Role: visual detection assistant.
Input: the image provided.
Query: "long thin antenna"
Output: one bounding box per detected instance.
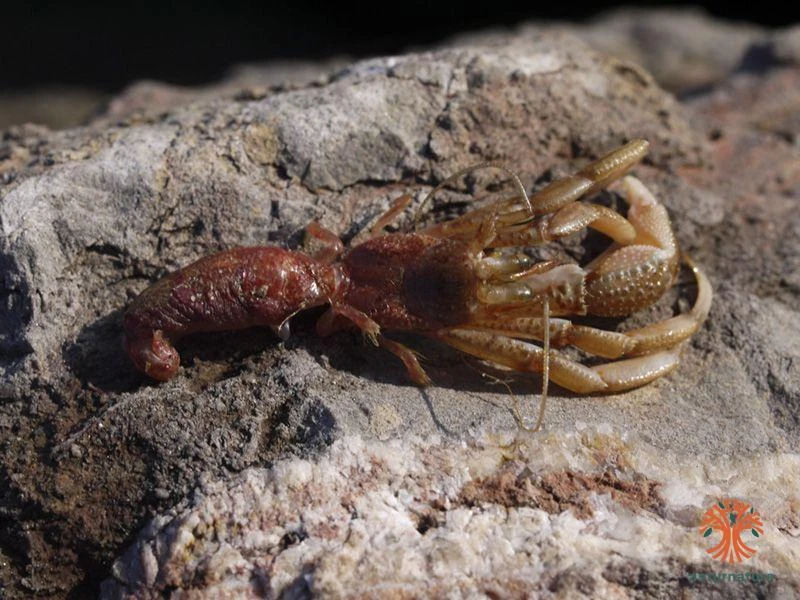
[414,162,533,229]
[532,297,550,433]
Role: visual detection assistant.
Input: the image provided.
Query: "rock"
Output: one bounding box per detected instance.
[687,66,800,145]
[101,432,800,598]
[574,7,768,93]
[449,8,797,94]
[447,8,769,94]
[0,86,108,131]
[102,58,349,124]
[1,14,799,600]
[771,25,800,65]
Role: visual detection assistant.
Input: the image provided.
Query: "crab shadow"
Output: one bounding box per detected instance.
[64,305,589,409]
[313,326,586,402]
[62,308,143,393]
[62,309,287,394]
[301,328,580,436]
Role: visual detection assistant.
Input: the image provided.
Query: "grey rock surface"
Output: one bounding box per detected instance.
[567,7,769,93]
[450,7,794,94]
[1,13,799,600]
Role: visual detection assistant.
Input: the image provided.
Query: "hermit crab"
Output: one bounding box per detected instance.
[123,140,711,429]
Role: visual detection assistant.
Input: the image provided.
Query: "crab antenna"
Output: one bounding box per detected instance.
[531,297,550,433]
[414,162,532,230]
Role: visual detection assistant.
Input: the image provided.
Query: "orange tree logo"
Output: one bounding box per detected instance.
[699,498,764,563]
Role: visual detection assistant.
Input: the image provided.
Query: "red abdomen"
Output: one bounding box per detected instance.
[123,247,335,340]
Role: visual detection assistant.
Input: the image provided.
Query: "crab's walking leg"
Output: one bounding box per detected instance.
[463,316,636,358]
[421,139,650,243]
[624,257,712,354]
[318,311,432,385]
[316,286,432,384]
[378,335,432,385]
[529,139,649,214]
[369,195,413,237]
[437,329,682,394]
[305,222,345,263]
[591,350,682,391]
[317,303,381,342]
[490,201,637,247]
[438,329,606,393]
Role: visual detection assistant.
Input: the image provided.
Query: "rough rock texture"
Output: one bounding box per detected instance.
[450,8,790,94]
[0,87,108,131]
[0,61,347,132]
[1,10,799,600]
[570,8,768,92]
[101,431,800,598]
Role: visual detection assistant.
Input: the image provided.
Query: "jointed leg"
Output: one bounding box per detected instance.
[438,329,607,394]
[317,303,380,342]
[424,196,639,248]
[623,257,712,355]
[348,194,415,246]
[305,222,345,263]
[316,304,432,386]
[592,350,681,392]
[420,139,650,244]
[529,139,649,214]
[437,328,682,394]
[369,195,413,237]
[463,316,636,358]
[484,201,638,249]
[378,335,431,385]
[466,251,712,358]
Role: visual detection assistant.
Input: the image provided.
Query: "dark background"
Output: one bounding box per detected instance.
[2,1,797,92]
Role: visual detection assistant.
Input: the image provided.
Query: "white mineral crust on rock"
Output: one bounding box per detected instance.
[103,429,800,598]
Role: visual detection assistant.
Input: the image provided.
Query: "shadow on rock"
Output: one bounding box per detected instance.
[63,310,289,393]
[62,309,142,393]
[320,328,578,401]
